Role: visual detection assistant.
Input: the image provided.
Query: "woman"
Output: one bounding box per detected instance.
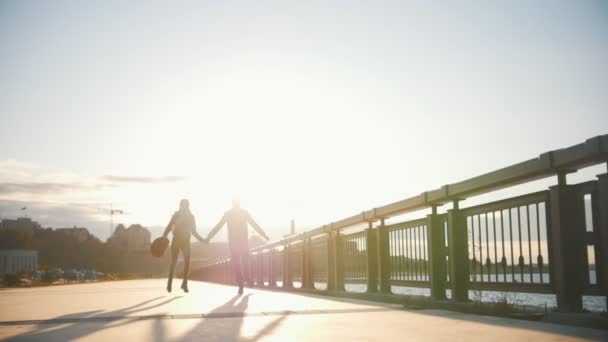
[162,199,205,293]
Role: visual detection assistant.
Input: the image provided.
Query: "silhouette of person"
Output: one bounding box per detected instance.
[207,199,269,294]
[162,199,205,293]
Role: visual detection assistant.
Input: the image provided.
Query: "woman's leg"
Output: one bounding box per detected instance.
[167,242,180,292]
[181,243,191,291]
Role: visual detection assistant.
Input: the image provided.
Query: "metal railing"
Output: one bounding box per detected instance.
[343,231,367,287]
[310,236,328,288]
[576,180,602,296]
[287,242,303,287]
[193,135,608,312]
[387,218,430,286]
[462,191,552,293]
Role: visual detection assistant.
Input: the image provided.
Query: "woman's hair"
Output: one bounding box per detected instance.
[179,199,190,212]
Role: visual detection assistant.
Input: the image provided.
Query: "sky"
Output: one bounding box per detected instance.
[1,1,607,241]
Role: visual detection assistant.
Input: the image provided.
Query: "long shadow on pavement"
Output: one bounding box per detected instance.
[5,295,182,341]
[174,293,286,342]
[5,292,286,341]
[245,285,608,340]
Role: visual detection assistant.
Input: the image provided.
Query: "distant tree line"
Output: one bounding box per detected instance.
[0,228,165,276]
[1,227,273,279]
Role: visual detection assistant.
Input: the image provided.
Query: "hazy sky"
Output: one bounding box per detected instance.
[1,1,607,240]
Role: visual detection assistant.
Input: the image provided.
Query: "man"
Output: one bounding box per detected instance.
[207,199,269,294]
[162,199,205,293]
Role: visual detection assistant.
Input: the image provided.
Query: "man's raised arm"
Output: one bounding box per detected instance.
[246,212,269,241]
[206,214,227,242]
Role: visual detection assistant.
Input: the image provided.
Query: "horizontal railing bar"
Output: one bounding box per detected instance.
[374,193,428,220]
[582,286,602,296]
[384,218,428,231]
[574,180,598,195]
[310,235,328,243]
[310,242,327,249]
[461,190,549,216]
[390,280,431,288]
[343,279,367,284]
[469,282,553,294]
[342,230,367,239]
[250,135,606,252]
[444,135,608,201]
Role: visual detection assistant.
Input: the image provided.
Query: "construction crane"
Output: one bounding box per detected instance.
[98,204,125,238]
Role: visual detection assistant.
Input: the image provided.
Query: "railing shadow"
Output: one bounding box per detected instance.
[397,309,607,339]
[208,284,606,340]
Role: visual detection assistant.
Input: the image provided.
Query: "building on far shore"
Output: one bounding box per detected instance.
[0,250,38,274]
[0,217,42,238]
[108,224,151,253]
[56,226,95,243]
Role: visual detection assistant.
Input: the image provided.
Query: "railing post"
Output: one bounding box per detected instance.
[322,231,346,292]
[302,238,314,289]
[245,252,251,287]
[327,231,337,291]
[335,231,345,291]
[597,172,608,307]
[428,206,447,300]
[223,261,228,284]
[283,243,292,288]
[377,218,392,294]
[268,249,276,287]
[258,251,266,287]
[549,173,587,312]
[447,200,469,302]
[248,255,253,286]
[254,253,260,287]
[215,262,219,283]
[217,262,221,283]
[300,239,307,288]
[366,221,379,293]
[218,263,222,283]
[222,260,228,284]
[260,251,266,286]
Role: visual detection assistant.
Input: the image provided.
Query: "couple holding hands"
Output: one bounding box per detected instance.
[162,199,269,294]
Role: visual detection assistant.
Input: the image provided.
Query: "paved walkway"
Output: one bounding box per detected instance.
[0,279,606,341]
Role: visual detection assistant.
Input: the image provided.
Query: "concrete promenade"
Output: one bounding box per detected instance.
[0,279,606,341]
